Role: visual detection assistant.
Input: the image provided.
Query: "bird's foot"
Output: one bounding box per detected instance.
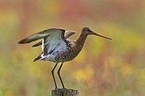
[63,87,66,89]
[55,87,58,90]
[55,87,67,90]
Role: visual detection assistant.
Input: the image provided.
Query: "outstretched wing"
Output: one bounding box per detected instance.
[32,41,42,47]
[32,31,75,47]
[18,28,68,61]
[18,28,65,44]
[64,31,75,39]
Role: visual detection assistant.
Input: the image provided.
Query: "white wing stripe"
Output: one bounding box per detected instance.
[42,39,44,51]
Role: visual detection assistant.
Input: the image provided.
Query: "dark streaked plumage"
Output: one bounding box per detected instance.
[18,27,112,89]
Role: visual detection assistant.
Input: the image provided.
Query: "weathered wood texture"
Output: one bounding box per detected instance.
[52,88,79,96]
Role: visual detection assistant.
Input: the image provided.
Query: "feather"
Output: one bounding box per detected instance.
[32,41,42,47]
[33,55,42,62]
[18,28,65,44]
[31,31,75,47]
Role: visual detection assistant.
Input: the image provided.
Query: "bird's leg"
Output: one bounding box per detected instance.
[51,62,59,89]
[57,62,65,88]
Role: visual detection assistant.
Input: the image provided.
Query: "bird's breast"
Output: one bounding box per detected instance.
[54,44,83,62]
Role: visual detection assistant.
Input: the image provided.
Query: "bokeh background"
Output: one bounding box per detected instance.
[0,0,145,96]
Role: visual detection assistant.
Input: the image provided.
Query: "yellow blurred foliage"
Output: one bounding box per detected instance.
[39,0,59,16]
[73,65,94,82]
[4,90,14,96]
[140,68,145,79]
[120,63,133,76]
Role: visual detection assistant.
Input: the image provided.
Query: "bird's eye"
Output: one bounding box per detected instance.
[88,29,91,32]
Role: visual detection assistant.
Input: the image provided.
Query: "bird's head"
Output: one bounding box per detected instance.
[82,27,112,40]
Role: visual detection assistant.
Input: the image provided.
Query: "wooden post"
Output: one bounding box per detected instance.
[52,88,79,96]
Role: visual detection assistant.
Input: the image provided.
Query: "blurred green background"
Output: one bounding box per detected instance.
[0,0,145,96]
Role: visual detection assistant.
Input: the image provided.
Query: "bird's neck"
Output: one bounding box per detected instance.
[67,32,88,59]
[76,32,88,47]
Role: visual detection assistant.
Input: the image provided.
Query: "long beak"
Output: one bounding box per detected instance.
[92,31,112,40]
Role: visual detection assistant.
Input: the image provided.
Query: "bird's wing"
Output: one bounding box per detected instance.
[42,29,67,56]
[64,31,75,39]
[18,28,65,44]
[32,41,42,47]
[18,28,69,61]
[32,30,75,47]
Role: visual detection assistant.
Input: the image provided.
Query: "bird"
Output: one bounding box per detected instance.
[18,27,112,89]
